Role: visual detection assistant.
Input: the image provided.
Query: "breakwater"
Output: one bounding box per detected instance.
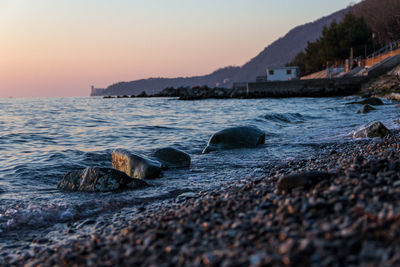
[100,77,369,100]
[243,76,368,98]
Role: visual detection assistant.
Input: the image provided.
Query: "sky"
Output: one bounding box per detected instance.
[0,0,358,98]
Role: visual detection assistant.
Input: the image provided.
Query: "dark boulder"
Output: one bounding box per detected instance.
[136,91,148,97]
[278,171,333,190]
[357,104,376,114]
[155,87,194,98]
[178,87,206,100]
[57,167,148,192]
[178,86,232,100]
[210,88,231,99]
[156,87,177,97]
[348,97,384,106]
[202,126,266,153]
[152,147,191,169]
[353,121,391,138]
[112,149,162,179]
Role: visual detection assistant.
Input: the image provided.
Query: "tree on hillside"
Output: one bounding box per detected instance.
[353,0,400,45]
[288,13,374,75]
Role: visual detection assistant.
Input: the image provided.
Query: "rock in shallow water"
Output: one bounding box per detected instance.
[202,126,266,154]
[152,147,191,169]
[57,167,148,192]
[112,149,162,179]
[278,171,333,190]
[357,104,376,114]
[353,121,391,138]
[348,97,384,106]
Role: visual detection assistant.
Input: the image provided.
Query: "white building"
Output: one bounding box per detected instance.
[265,67,299,81]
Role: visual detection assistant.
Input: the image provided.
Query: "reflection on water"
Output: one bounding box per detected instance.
[0,96,398,232]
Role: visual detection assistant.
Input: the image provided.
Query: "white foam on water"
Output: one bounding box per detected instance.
[0,203,76,231]
[0,200,124,232]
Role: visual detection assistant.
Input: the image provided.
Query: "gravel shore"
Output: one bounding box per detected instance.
[10,132,400,266]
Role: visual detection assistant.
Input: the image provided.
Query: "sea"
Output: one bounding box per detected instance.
[0,96,399,255]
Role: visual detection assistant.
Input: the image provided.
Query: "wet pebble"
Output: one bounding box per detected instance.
[10,131,400,267]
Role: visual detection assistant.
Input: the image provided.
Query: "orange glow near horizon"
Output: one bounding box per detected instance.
[0,0,356,97]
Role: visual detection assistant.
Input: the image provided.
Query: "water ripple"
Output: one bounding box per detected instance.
[0,96,398,233]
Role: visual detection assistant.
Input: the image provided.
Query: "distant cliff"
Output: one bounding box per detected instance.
[93,8,349,96]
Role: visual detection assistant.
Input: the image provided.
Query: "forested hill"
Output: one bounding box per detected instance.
[94,8,349,96]
[230,8,349,83]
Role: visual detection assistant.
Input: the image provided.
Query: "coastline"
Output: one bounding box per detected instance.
[96,61,400,100]
[12,130,400,266]
[98,77,367,100]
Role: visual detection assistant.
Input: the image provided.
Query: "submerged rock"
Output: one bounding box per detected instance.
[348,97,384,106]
[353,121,391,138]
[57,167,148,192]
[357,104,376,114]
[112,149,162,179]
[202,126,266,154]
[278,171,333,190]
[152,147,191,169]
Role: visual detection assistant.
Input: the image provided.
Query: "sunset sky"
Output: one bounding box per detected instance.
[0,0,356,98]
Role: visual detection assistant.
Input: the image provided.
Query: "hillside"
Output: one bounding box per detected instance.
[100,66,241,96]
[93,8,349,96]
[231,9,349,83]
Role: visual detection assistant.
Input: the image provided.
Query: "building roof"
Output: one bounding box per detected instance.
[267,66,299,70]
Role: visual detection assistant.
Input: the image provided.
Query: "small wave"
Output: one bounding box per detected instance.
[137,125,191,132]
[0,189,189,233]
[0,200,130,232]
[0,132,57,144]
[262,112,314,124]
[0,203,79,232]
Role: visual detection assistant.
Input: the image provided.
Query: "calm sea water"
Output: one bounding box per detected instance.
[0,96,399,234]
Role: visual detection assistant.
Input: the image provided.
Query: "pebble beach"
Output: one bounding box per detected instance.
[9,129,400,266]
[2,1,400,265]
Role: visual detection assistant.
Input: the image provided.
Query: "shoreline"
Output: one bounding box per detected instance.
[11,130,400,266]
[97,63,400,100]
[99,76,366,100]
